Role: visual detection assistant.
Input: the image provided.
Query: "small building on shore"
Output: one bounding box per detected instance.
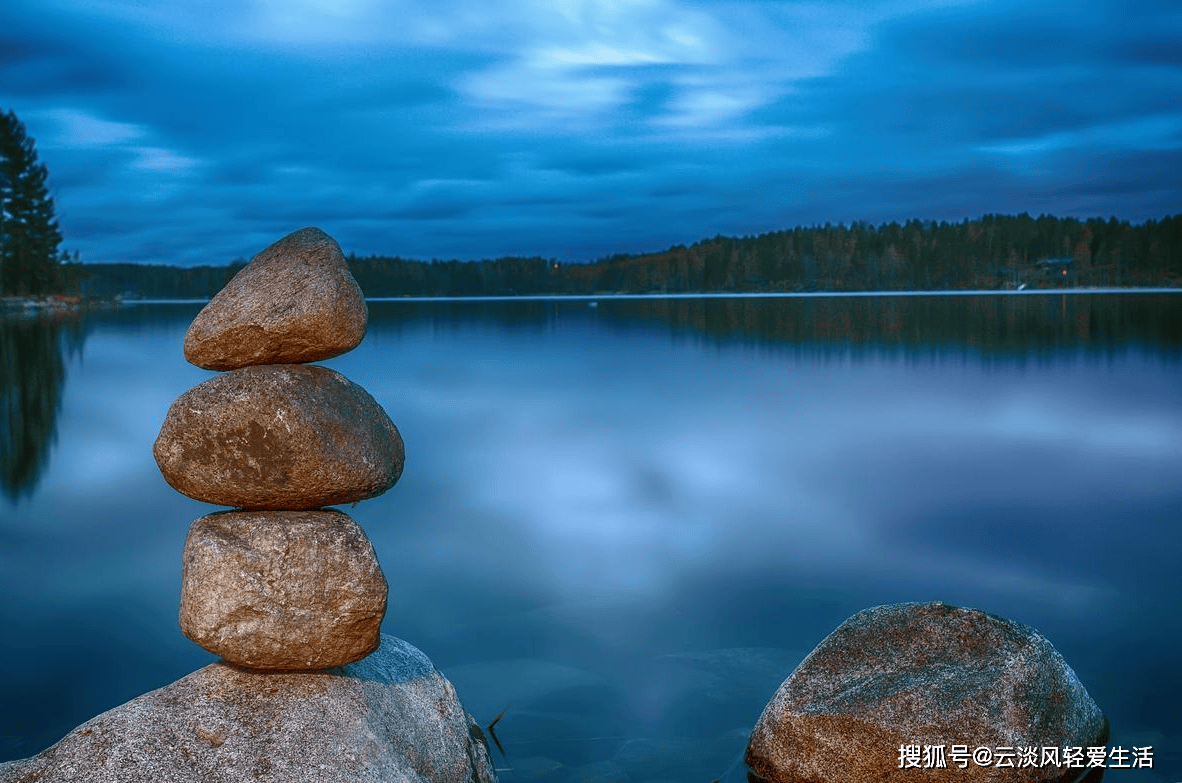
[1036,256,1074,283]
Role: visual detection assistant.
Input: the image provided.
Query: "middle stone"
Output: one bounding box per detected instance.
[153,364,404,510]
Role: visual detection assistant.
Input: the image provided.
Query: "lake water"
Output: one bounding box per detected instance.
[1,293,1180,782]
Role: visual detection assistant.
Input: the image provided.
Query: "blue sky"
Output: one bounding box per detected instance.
[2,0,1179,266]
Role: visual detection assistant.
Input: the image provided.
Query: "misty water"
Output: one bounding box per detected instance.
[2,293,1180,782]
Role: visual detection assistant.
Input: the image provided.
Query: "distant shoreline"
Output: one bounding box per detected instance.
[0,294,124,313]
[361,287,1182,302]
[124,287,1182,305]
[6,288,1181,312]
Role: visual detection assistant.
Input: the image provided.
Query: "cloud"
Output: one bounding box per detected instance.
[0,0,1177,266]
[35,108,145,147]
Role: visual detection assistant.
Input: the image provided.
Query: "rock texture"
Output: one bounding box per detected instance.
[745,601,1108,783]
[153,364,404,510]
[183,227,367,371]
[179,509,387,670]
[0,635,497,783]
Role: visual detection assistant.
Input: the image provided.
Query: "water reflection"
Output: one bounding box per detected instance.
[1,294,1180,780]
[368,293,1182,362]
[0,314,87,503]
[5,293,1173,506]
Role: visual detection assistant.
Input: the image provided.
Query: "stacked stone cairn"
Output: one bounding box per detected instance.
[153,227,403,671]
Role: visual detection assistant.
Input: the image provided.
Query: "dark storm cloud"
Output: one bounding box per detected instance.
[728,0,1182,230]
[0,30,127,97]
[0,0,1178,266]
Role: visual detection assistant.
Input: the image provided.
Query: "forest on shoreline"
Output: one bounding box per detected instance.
[46,212,1182,300]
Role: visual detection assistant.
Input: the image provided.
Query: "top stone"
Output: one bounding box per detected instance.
[183,227,367,370]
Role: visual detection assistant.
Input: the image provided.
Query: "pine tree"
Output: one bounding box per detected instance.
[0,108,63,296]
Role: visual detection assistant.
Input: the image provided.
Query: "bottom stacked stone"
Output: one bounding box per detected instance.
[179,509,387,670]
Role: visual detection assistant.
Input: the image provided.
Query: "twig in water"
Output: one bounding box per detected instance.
[487,706,508,759]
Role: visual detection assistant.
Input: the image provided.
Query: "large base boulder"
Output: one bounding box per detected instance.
[745,601,1108,783]
[0,635,496,783]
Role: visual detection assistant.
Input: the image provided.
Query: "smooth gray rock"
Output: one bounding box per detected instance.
[745,601,1108,783]
[184,227,367,371]
[153,364,404,510]
[179,509,387,670]
[0,635,496,783]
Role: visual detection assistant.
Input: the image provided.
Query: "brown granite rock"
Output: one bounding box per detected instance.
[183,227,367,371]
[179,509,387,670]
[0,635,497,783]
[745,601,1108,783]
[153,363,404,510]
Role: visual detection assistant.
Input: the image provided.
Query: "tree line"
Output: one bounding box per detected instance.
[3,107,1179,300]
[68,213,1180,299]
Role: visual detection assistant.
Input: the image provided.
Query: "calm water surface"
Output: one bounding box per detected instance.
[2,294,1180,782]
